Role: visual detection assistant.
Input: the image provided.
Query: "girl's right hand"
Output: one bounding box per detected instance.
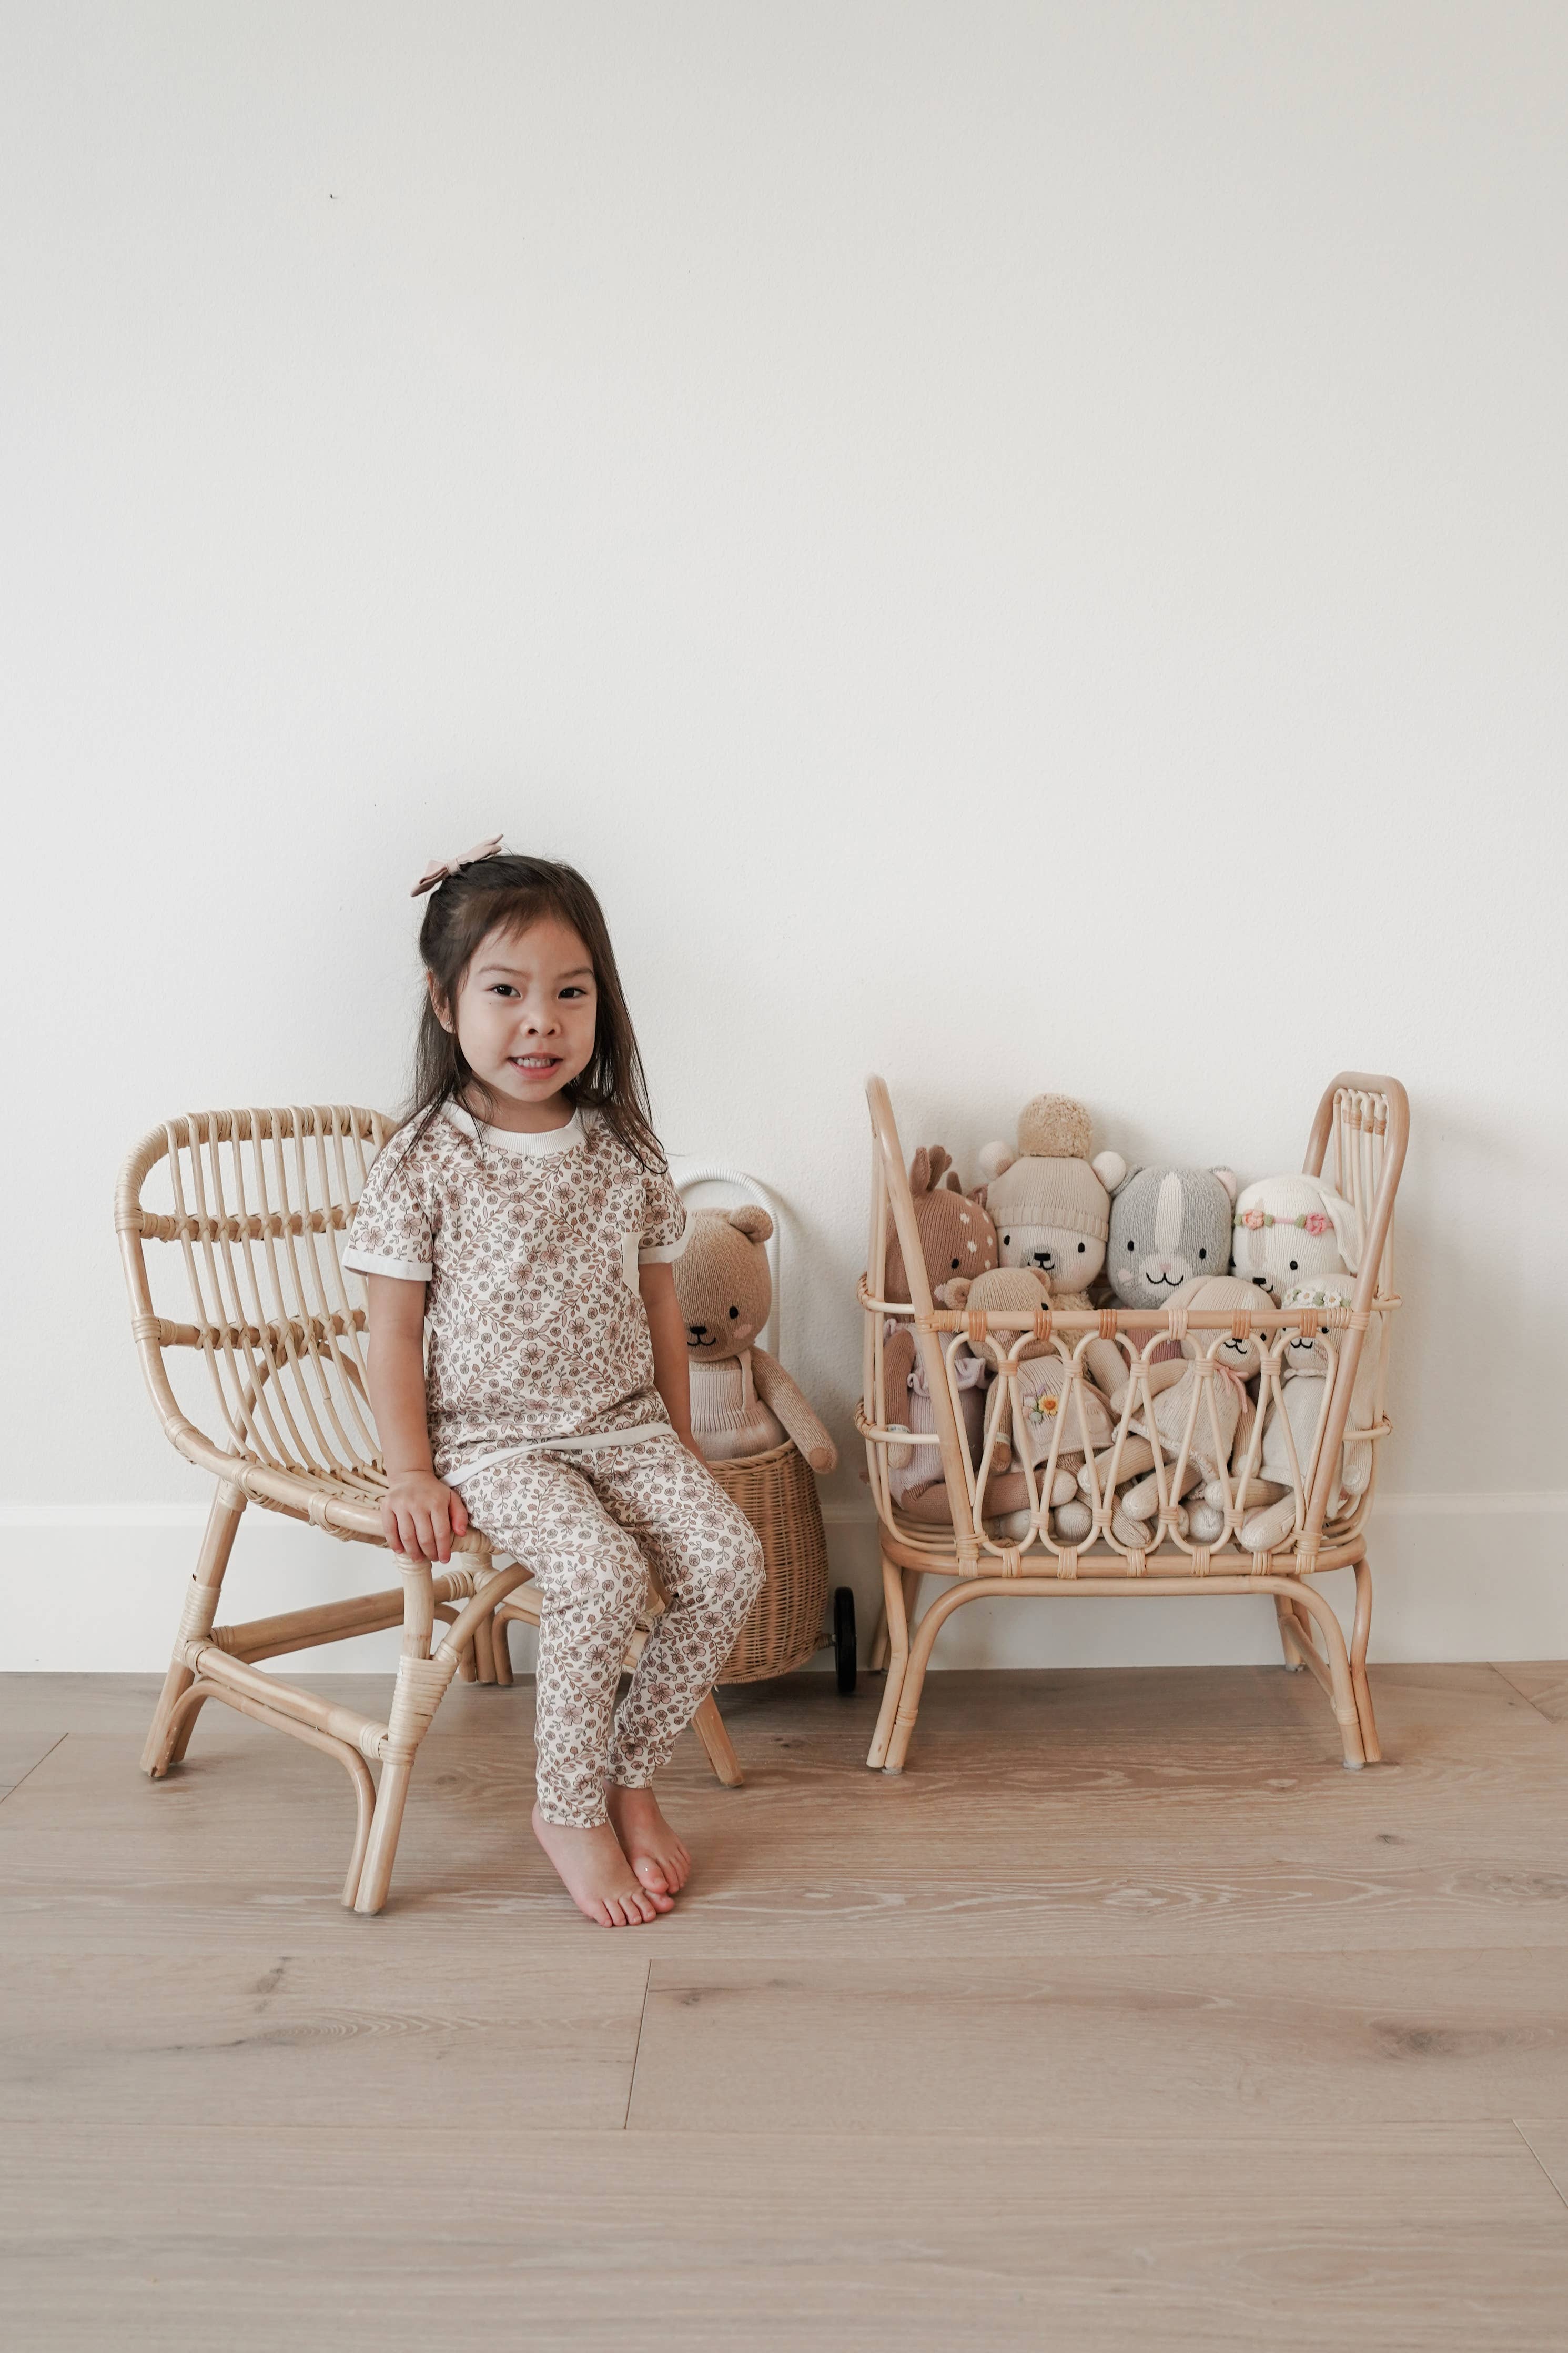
[381,1472,469,1564]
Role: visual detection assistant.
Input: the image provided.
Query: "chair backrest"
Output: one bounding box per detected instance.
[116,1107,391,1488]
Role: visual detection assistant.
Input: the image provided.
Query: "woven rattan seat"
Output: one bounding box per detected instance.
[116,1105,742,1915]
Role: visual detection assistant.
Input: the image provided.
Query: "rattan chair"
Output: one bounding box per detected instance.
[859,1072,1407,1775]
[116,1105,741,1916]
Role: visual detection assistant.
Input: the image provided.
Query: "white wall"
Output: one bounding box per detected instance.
[4,2,1566,1671]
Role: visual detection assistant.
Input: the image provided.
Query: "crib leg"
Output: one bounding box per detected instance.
[1289,1580,1367,1770]
[1350,1557,1382,1764]
[866,1553,911,1772]
[1273,1594,1306,1672]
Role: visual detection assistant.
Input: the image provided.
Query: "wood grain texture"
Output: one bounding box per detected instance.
[3,2124,1564,2352]
[629,1949,1568,2136]
[4,1668,1568,2347]
[1493,1664,1568,1723]
[4,1668,1565,1960]
[1515,2119,1568,2206]
[0,1949,649,2129]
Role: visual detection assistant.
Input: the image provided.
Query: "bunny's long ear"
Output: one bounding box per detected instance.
[1312,1182,1363,1272]
[729,1205,773,1244]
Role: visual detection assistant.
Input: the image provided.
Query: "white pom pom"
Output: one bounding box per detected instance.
[976,1140,1014,1182]
[1091,1150,1127,1192]
[1212,1165,1239,1205]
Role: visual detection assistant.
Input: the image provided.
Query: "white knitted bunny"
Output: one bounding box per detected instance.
[1236,1281,1384,1551]
[1230,1172,1361,1300]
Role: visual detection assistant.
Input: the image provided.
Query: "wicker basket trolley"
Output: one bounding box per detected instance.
[679,1162,852,1690]
[858,1071,1406,1775]
[117,1105,746,1917]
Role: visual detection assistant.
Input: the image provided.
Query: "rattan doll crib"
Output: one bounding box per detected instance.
[858,1072,1406,1775]
[116,1105,744,1916]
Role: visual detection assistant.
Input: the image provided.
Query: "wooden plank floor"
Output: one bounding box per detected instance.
[3,1662,1566,2348]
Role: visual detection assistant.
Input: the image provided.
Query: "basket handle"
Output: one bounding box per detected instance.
[667,1161,781,1355]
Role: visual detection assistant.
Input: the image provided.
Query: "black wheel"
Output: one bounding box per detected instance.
[833,1586,857,1695]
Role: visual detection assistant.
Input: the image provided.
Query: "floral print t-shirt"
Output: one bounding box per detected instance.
[343,1103,686,1485]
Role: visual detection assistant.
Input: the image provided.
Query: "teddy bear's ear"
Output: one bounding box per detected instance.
[976,1140,1014,1182]
[908,1148,932,1197]
[936,1277,973,1309]
[1211,1167,1239,1206]
[728,1205,773,1245]
[1091,1150,1127,1192]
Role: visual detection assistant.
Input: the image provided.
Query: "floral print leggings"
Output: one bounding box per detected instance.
[460,1434,765,1827]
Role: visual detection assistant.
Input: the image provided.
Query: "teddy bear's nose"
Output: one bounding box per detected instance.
[687,1323,708,1338]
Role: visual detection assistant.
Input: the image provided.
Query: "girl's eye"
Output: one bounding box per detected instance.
[489,984,520,998]
[559,986,590,999]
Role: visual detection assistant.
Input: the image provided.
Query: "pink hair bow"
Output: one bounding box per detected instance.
[410,834,504,897]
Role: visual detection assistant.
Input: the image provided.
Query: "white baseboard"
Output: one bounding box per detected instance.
[2,1495,1564,1673]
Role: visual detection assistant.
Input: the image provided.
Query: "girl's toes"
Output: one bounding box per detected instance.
[633,1856,671,1895]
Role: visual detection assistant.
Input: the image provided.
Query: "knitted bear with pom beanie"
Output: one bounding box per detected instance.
[977,1096,1127,1297]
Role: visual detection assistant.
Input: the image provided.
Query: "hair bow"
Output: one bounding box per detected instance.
[410,834,504,897]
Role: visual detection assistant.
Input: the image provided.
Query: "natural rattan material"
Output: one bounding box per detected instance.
[860,1072,1408,1777]
[710,1442,831,1684]
[116,1103,747,1915]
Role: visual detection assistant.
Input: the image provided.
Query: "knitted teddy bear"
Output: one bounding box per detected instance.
[674,1207,837,1473]
[1229,1173,1362,1300]
[977,1095,1126,1298]
[883,1144,999,1304]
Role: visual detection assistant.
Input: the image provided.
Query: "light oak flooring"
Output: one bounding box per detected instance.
[3,1660,1566,2348]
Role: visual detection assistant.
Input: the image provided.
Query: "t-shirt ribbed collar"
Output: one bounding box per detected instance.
[443,1103,588,1157]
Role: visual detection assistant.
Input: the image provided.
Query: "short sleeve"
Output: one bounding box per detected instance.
[636,1167,687,1265]
[343,1137,434,1282]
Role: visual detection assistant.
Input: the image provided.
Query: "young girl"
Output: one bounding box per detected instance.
[345,844,765,1927]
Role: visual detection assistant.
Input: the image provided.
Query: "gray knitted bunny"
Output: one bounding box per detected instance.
[1107,1163,1239,1308]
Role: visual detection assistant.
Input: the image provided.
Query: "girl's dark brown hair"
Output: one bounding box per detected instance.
[407,853,664,1169]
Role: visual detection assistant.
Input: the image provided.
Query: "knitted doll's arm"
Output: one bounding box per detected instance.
[752,1348,838,1474]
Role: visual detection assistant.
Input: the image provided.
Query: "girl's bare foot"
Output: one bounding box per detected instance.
[606,1783,692,1897]
[530,1805,672,1926]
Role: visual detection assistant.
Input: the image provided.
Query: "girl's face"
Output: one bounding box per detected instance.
[438,915,599,1123]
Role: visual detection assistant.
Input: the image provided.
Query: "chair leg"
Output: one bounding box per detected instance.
[1350,1557,1382,1764]
[866,1552,912,1771]
[1273,1593,1306,1671]
[353,1593,455,1916]
[691,1692,744,1787]
[141,1481,245,1778]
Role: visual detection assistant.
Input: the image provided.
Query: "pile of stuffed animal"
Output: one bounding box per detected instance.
[878,1093,1381,1553]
